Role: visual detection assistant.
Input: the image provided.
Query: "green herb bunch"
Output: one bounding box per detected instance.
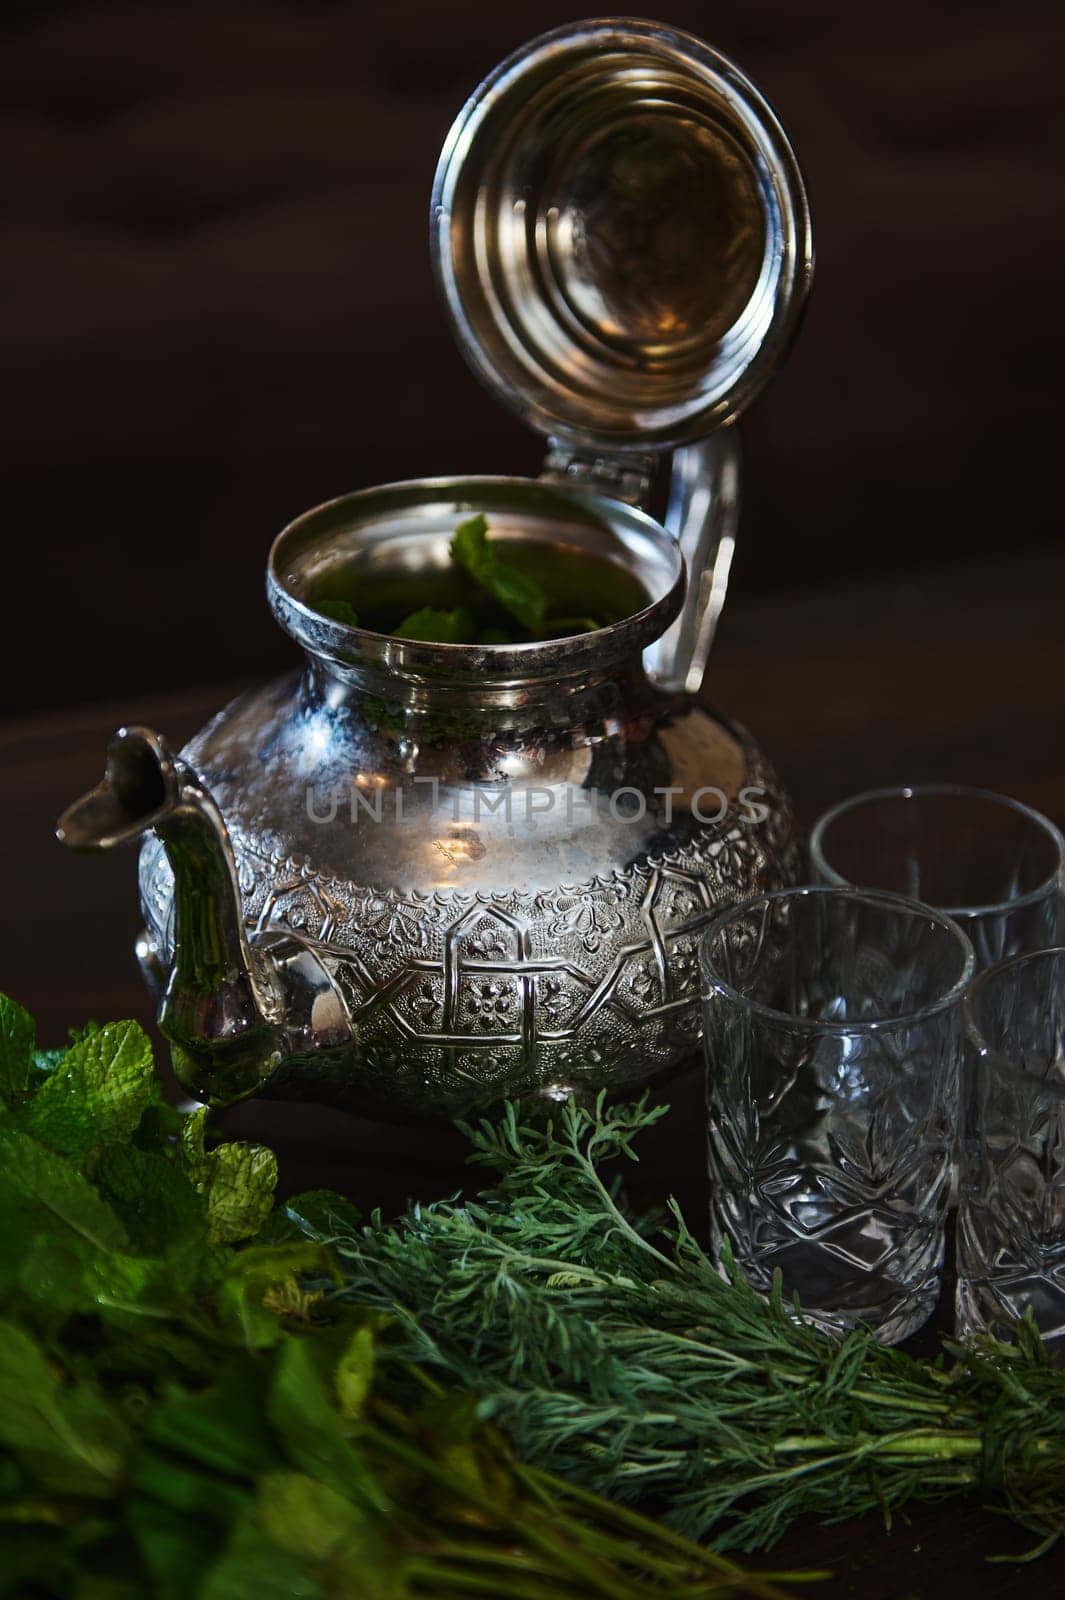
[0,994,799,1600]
[323,1096,1065,1557]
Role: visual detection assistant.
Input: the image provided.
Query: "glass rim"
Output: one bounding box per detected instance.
[808,783,1065,918]
[963,942,1065,1052]
[698,884,976,1034]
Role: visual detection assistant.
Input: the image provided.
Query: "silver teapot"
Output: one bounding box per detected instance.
[58,20,811,1121]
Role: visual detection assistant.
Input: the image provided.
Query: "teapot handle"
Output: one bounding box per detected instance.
[541,428,741,695]
[641,429,741,696]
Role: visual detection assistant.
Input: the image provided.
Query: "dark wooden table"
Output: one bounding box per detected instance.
[2,546,1063,1596]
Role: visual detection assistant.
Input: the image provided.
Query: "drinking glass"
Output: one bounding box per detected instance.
[700,886,974,1343]
[809,785,1064,969]
[956,947,1065,1354]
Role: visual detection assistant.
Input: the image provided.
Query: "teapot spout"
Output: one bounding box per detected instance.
[58,727,283,1104]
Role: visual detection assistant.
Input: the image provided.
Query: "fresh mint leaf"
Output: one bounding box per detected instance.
[0,1126,128,1253]
[12,1212,198,1339]
[89,1320,222,1389]
[133,1098,187,1152]
[127,1495,223,1600]
[269,1189,362,1246]
[450,514,548,635]
[217,1242,336,1350]
[16,1232,94,1329]
[0,1319,127,1496]
[82,1248,204,1329]
[145,1362,277,1481]
[180,1108,278,1244]
[267,1333,386,1513]
[68,1021,102,1043]
[130,1444,252,1526]
[417,1389,497,1483]
[201,1511,324,1600]
[334,1322,377,1423]
[94,1145,206,1258]
[192,1139,278,1247]
[253,1469,382,1579]
[0,994,35,1105]
[314,598,360,628]
[180,1104,208,1166]
[24,1020,156,1162]
[392,605,474,643]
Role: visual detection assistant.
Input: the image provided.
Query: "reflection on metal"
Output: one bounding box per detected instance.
[57,21,812,1123]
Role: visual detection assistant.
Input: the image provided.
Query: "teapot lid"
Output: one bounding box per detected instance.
[431,18,813,453]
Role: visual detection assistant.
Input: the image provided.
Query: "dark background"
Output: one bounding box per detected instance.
[3,14,1065,1589]
[4,0,1064,717]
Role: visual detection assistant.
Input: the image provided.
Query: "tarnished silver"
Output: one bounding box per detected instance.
[56,21,812,1122]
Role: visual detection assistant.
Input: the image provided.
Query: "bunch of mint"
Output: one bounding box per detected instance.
[0,994,788,1600]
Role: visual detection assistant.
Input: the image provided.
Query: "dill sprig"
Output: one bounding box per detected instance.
[305,1095,1065,1556]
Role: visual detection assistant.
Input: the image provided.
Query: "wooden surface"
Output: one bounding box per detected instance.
[1,545,1063,1595]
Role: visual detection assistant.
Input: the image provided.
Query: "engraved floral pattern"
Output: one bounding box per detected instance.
[365,897,431,949]
[554,1036,626,1076]
[411,981,440,1025]
[671,942,698,997]
[666,886,701,921]
[629,961,658,1003]
[545,888,624,954]
[467,921,509,961]
[669,1004,702,1042]
[363,1042,404,1076]
[539,977,568,1022]
[468,980,517,1029]
[136,731,798,1115]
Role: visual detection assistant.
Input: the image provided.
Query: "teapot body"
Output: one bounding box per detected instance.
[137,661,799,1121]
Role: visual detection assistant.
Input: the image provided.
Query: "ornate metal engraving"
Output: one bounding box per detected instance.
[138,708,799,1120]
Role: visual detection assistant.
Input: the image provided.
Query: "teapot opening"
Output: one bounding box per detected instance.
[267,475,685,692]
[305,529,651,645]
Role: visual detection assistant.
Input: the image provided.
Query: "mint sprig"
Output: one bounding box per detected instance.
[449,512,549,635]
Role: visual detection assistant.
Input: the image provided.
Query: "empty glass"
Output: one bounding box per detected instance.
[700,886,974,1343]
[957,947,1065,1354]
[810,785,1064,969]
